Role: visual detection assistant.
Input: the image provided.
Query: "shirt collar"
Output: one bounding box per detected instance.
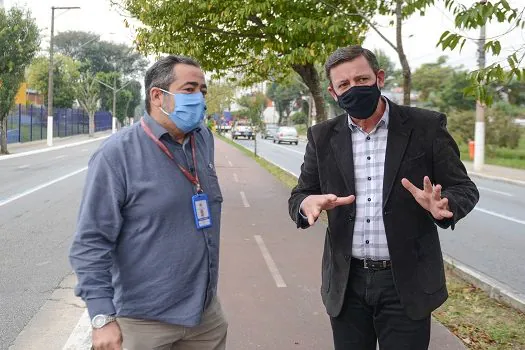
[348,96,390,132]
[143,112,169,140]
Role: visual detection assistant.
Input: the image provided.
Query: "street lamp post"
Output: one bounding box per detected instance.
[47,6,80,147]
[94,78,133,133]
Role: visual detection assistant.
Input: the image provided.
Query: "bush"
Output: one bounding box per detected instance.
[486,108,522,149]
[290,111,307,125]
[447,110,475,144]
[447,106,523,149]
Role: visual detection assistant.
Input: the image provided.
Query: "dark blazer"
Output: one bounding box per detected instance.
[288,99,479,320]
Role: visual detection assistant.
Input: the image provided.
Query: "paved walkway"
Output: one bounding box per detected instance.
[463,161,525,184]
[3,131,112,156]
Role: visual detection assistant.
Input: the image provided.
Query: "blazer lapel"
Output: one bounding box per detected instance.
[383,100,412,208]
[330,115,356,197]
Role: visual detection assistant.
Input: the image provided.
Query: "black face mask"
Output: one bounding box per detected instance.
[336,83,381,120]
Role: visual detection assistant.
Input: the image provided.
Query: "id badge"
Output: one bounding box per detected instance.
[192,193,212,229]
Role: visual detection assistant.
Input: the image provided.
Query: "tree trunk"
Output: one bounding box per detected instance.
[88,111,95,137]
[396,0,412,106]
[0,117,8,154]
[292,63,327,123]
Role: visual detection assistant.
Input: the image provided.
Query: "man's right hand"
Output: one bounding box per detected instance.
[92,322,122,350]
[301,194,355,226]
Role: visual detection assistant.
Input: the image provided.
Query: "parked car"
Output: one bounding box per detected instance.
[232,120,254,140]
[263,124,279,139]
[273,126,299,145]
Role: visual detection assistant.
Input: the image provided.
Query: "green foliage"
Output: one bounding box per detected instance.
[266,73,306,123]
[119,0,379,122]
[126,80,142,118]
[27,55,81,108]
[291,111,307,124]
[486,103,523,149]
[447,110,475,144]
[75,73,100,136]
[412,56,455,101]
[236,92,266,130]
[447,103,524,149]
[0,6,40,153]
[430,71,477,112]
[96,72,141,122]
[205,81,236,116]
[438,0,525,105]
[374,49,397,88]
[374,49,397,75]
[54,30,149,78]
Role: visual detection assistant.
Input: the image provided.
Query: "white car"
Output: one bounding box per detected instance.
[273,126,299,145]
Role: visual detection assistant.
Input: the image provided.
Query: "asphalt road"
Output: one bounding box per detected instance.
[234,136,525,296]
[0,142,102,350]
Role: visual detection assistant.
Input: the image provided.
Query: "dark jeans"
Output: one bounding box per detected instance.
[330,264,430,350]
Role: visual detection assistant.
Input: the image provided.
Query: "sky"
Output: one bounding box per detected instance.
[3,0,524,74]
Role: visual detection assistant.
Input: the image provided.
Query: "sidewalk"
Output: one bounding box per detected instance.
[463,161,525,185]
[0,131,111,160]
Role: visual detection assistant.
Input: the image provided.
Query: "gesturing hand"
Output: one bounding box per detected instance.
[401,176,453,220]
[301,194,356,226]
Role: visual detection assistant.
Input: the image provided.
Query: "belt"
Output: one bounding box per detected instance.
[351,257,391,270]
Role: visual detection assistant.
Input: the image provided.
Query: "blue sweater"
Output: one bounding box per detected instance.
[69,114,222,327]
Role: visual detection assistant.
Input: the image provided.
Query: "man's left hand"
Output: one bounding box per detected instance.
[401,176,453,220]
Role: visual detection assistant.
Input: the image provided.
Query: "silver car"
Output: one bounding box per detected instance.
[273,126,299,145]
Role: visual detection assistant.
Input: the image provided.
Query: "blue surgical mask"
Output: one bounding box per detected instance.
[159,89,206,133]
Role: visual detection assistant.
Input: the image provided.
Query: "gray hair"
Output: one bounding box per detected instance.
[324,45,379,83]
[144,55,201,113]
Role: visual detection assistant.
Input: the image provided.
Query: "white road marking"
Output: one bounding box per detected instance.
[477,186,513,197]
[81,149,88,152]
[18,164,30,169]
[55,155,66,160]
[0,167,88,208]
[266,140,305,155]
[474,207,525,226]
[254,235,287,288]
[233,173,239,183]
[35,261,50,267]
[61,310,92,350]
[228,160,233,167]
[240,191,250,208]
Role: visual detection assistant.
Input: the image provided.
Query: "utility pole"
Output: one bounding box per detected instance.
[47,6,80,147]
[474,0,487,172]
[95,77,132,133]
[112,75,117,134]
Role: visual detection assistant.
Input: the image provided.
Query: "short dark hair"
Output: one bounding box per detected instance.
[144,55,201,114]
[324,45,379,83]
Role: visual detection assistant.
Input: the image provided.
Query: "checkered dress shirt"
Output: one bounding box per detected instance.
[349,100,390,260]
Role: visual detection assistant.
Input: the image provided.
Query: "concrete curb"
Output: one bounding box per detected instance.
[443,254,525,314]
[467,171,525,187]
[229,137,525,315]
[0,134,111,161]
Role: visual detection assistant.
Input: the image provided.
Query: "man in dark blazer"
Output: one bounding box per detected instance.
[288,45,479,350]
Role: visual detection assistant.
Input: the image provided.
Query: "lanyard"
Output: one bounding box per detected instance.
[141,118,202,193]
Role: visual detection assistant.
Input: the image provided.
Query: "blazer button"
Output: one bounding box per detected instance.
[348,216,355,222]
[344,255,351,262]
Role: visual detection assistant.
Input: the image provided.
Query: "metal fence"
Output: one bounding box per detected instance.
[6,105,112,144]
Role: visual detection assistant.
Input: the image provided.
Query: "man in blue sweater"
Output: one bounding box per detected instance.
[69,55,227,350]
